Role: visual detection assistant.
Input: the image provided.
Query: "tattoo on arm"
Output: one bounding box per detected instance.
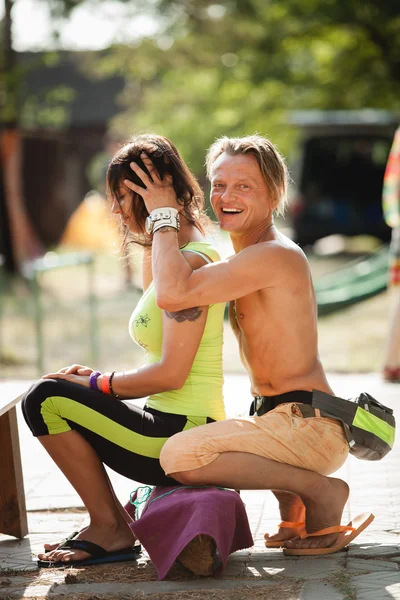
[164,307,203,323]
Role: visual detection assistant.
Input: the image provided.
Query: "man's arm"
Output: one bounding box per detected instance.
[123,153,302,310]
[152,230,296,311]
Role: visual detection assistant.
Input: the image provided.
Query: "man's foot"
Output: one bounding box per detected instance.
[38,520,136,565]
[284,477,349,552]
[265,491,306,547]
[283,512,374,556]
[383,366,400,383]
[265,521,305,548]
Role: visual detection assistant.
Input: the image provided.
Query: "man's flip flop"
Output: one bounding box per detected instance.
[282,512,374,556]
[38,539,141,568]
[265,521,305,548]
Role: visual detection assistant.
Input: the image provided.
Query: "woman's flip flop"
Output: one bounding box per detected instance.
[44,530,80,553]
[38,539,141,568]
[282,512,374,556]
[265,520,305,548]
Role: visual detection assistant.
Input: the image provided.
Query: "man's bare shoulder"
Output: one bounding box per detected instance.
[231,233,308,270]
[267,237,308,260]
[249,234,311,284]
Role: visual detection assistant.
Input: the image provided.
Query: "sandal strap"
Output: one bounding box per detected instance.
[300,525,355,539]
[58,538,108,557]
[279,521,305,529]
[46,530,79,553]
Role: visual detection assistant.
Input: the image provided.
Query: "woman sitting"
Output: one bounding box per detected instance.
[22,134,226,568]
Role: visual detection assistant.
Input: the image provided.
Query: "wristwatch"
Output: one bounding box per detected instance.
[145,208,180,235]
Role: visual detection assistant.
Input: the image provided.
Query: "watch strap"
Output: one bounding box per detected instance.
[153,225,178,234]
[149,208,180,234]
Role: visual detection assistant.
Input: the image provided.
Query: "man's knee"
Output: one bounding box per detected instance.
[160,433,199,483]
[161,443,205,485]
[159,435,181,474]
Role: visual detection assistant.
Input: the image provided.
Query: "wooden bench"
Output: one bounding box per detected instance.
[0,382,31,539]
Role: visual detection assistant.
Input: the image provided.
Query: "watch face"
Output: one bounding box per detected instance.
[145,215,153,235]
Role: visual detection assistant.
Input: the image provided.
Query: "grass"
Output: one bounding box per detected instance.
[327,569,358,600]
[0,250,145,379]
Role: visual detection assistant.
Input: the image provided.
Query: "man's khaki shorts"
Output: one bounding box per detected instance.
[160,402,349,477]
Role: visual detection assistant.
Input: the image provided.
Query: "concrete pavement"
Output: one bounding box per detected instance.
[0,373,399,599]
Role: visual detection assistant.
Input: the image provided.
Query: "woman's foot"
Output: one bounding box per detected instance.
[284,477,349,551]
[38,518,136,564]
[43,528,86,554]
[264,491,306,546]
[43,495,135,554]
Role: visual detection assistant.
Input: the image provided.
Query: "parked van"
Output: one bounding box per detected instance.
[290,110,398,247]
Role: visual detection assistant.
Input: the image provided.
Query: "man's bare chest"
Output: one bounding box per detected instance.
[230,294,267,337]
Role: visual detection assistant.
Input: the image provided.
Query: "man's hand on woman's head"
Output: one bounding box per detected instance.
[124,152,180,213]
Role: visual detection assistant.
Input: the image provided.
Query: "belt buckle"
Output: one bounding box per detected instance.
[254,395,264,415]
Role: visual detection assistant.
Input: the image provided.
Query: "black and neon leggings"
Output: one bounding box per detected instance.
[21,379,214,486]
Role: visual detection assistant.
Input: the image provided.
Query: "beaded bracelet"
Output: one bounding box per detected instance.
[109,371,119,399]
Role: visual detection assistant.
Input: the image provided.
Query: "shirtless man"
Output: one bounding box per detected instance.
[124,134,372,555]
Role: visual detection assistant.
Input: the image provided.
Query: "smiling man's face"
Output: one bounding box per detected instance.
[210,152,272,233]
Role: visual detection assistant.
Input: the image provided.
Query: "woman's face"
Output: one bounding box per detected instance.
[111,183,138,233]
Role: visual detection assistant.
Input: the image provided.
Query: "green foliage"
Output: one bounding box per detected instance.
[101,0,400,175]
[20,85,76,129]
[5,0,400,175]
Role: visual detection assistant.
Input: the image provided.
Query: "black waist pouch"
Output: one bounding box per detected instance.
[312,390,395,461]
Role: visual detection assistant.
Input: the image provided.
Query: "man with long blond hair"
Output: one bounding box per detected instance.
[124,134,373,556]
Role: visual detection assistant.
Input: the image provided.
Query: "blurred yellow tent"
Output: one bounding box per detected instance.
[61,192,122,251]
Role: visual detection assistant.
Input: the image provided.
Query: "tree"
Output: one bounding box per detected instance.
[3,0,400,260]
[0,0,126,274]
[0,0,154,273]
[104,0,400,172]
[1,0,43,274]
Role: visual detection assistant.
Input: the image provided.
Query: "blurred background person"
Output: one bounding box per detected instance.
[382,126,400,382]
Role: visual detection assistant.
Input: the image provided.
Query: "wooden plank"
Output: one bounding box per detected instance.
[0,392,25,417]
[0,406,28,538]
[0,382,32,416]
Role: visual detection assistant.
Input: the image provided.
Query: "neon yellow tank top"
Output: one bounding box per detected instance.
[129,241,226,421]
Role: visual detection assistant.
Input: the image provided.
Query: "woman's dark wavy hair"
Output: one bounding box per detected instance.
[106,134,209,247]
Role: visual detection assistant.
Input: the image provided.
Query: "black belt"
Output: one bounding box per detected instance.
[249,390,313,417]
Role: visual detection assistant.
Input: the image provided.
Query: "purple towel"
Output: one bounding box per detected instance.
[124,486,253,580]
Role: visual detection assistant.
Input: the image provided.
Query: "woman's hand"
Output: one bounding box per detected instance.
[44,364,94,377]
[124,153,180,213]
[42,364,95,388]
[42,372,92,388]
